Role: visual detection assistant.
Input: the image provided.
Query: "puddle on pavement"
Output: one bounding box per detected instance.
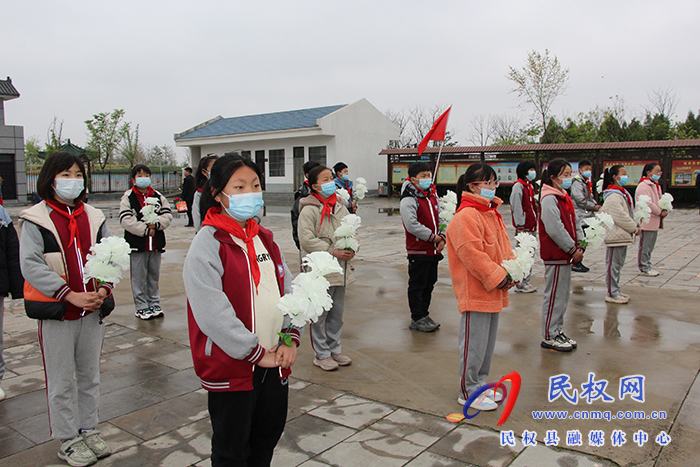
[378,207,401,216]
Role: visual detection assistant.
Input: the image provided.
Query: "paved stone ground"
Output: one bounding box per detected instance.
[0,197,699,467]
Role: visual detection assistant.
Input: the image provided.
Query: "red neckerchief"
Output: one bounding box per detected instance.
[133,186,157,208]
[337,178,353,198]
[312,192,337,231]
[606,184,634,208]
[457,193,505,228]
[586,178,592,194]
[45,199,84,247]
[639,177,662,196]
[202,208,261,290]
[196,187,203,193]
[561,191,577,218]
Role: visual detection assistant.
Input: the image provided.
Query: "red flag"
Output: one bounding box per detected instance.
[417,106,451,155]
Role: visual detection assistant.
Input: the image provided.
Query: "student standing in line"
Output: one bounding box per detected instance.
[183,155,298,467]
[298,165,354,371]
[291,160,321,252]
[538,159,584,352]
[509,161,538,293]
[180,167,196,227]
[400,161,444,332]
[19,152,114,466]
[333,162,357,213]
[0,204,23,402]
[119,164,173,320]
[193,154,218,232]
[601,165,640,304]
[446,164,514,411]
[569,159,600,273]
[636,162,667,277]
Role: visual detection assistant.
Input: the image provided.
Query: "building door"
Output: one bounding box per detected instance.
[0,155,16,200]
[293,147,304,189]
[255,150,266,190]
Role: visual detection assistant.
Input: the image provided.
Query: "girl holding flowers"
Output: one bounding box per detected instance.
[509,160,538,293]
[636,162,667,277]
[19,152,114,466]
[538,159,584,352]
[183,154,297,467]
[601,165,639,304]
[446,164,515,411]
[298,165,355,371]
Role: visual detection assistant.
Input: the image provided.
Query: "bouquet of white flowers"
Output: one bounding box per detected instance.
[336,188,351,203]
[580,212,614,249]
[438,190,458,231]
[141,197,160,224]
[354,177,367,201]
[276,251,343,346]
[501,232,538,283]
[658,193,674,212]
[634,195,652,226]
[334,214,361,252]
[596,174,604,194]
[83,236,131,286]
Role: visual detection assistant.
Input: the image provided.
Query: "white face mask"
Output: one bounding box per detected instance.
[54,178,84,201]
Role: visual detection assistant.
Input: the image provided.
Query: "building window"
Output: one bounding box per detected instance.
[308,146,327,165]
[269,149,285,177]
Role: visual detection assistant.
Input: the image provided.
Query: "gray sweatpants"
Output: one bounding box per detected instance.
[542,264,571,340]
[459,311,500,399]
[130,251,162,310]
[606,246,628,298]
[638,230,658,273]
[310,286,345,360]
[515,232,536,290]
[0,297,4,383]
[39,311,105,439]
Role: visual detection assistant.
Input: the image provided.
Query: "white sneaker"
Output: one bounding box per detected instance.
[640,270,660,277]
[514,284,538,293]
[457,394,498,411]
[485,388,503,402]
[606,295,630,304]
[0,387,5,401]
[58,437,98,467]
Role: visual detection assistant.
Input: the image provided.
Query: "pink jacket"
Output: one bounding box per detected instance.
[636,179,663,231]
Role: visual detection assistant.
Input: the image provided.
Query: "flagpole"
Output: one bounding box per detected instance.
[432,139,445,184]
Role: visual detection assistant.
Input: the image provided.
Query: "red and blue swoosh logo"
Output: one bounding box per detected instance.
[462,371,521,426]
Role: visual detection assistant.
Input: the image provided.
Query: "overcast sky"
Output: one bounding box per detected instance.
[4,0,700,158]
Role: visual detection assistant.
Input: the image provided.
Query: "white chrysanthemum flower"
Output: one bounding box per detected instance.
[145,197,160,205]
[634,195,652,225]
[502,258,526,283]
[440,211,454,223]
[355,177,367,185]
[302,251,343,276]
[355,184,367,200]
[658,193,674,212]
[141,204,158,224]
[342,214,361,229]
[443,190,457,205]
[515,232,538,252]
[334,225,356,238]
[597,212,614,229]
[335,236,359,251]
[336,188,350,202]
[83,236,131,285]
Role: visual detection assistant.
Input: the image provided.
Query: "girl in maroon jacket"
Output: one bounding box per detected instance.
[510,161,538,293]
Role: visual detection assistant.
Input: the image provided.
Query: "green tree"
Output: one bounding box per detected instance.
[644,113,671,141]
[145,145,178,166]
[25,136,44,165]
[45,117,65,155]
[507,49,570,142]
[119,123,144,167]
[85,109,129,169]
[673,110,700,139]
[598,114,623,142]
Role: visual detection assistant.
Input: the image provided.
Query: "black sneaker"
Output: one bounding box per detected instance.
[150,305,164,318]
[135,308,154,320]
[409,316,439,332]
[572,263,589,273]
[541,334,574,352]
[425,316,441,329]
[559,332,578,349]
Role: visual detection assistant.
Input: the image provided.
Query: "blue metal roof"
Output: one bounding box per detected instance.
[177,104,347,140]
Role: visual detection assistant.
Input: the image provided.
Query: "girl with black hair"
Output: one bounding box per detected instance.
[601,165,639,304]
[510,161,538,293]
[447,164,515,411]
[570,159,600,273]
[636,162,667,276]
[19,151,114,465]
[192,154,218,232]
[538,159,584,352]
[298,165,355,371]
[183,154,297,467]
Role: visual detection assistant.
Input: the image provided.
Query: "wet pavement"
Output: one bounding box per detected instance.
[1,197,699,466]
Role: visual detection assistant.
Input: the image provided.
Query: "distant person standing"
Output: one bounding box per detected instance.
[510,161,538,293]
[333,162,357,213]
[193,154,218,232]
[180,167,196,227]
[636,163,667,276]
[291,160,321,251]
[569,159,600,273]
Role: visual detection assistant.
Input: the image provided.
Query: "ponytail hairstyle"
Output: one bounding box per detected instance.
[516,160,536,181]
[642,162,660,179]
[199,153,263,218]
[455,163,498,205]
[603,164,624,188]
[538,159,572,203]
[307,165,333,193]
[195,154,218,188]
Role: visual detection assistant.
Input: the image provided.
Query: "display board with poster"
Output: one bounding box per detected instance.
[671,160,700,186]
[602,160,657,186]
[392,164,409,184]
[434,162,474,184]
[488,162,519,185]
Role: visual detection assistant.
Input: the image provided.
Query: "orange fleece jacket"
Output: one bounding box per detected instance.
[446,192,514,313]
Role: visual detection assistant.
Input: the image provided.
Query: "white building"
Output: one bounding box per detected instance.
[174,98,400,192]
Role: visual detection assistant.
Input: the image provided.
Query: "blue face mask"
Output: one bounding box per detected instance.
[619,175,629,186]
[480,187,496,201]
[418,178,432,191]
[135,177,151,189]
[526,171,536,181]
[341,174,349,181]
[319,181,337,197]
[651,174,661,182]
[582,170,592,179]
[559,177,573,190]
[224,192,264,222]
